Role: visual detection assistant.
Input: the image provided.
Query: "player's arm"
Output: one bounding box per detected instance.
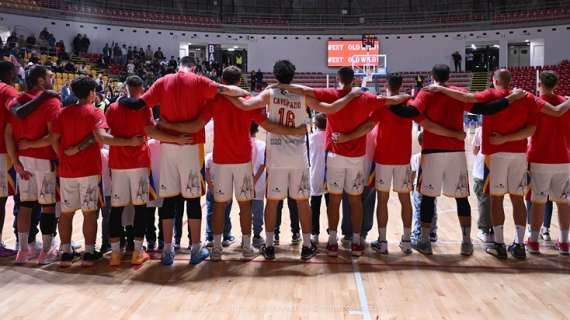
[17,134,52,150]
[381,94,412,106]
[225,91,269,111]
[118,96,147,110]
[489,125,536,145]
[273,84,317,98]
[10,90,59,118]
[61,133,97,156]
[540,98,570,117]
[258,119,307,136]
[4,124,31,179]
[306,88,362,114]
[216,84,249,97]
[253,164,266,185]
[419,119,466,141]
[389,104,421,118]
[157,118,206,134]
[469,89,526,115]
[425,85,478,103]
[144,125,193,145]
[93,128,144,146]
[333,120,375,144]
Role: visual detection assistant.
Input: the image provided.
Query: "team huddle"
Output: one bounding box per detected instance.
[0,55,568,268]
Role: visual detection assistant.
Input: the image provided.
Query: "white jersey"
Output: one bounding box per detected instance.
[309,130,326,196]
[266,88,309,169]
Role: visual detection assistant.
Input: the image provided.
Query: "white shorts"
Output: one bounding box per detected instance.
[486,152,528,196]
[110,168,150,207]
[17,156,57,204]
[418,152,470,198]
[0,154,10,198]
[530,163,570,204]
[326,153,365,196]
[60,175,101,213]
[159,144,204,199]
[266,167,310,200]
[376,163,413,193]
[211,162,254,202]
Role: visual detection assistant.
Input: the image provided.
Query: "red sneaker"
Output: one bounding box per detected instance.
[556,241,569,256]
[525,238,540,254]
[326,243,338,257]
[351,242,364,257]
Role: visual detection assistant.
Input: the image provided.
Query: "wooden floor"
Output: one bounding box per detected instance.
[1,130,570,320]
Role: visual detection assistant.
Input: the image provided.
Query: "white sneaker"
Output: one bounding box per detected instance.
[371,240,388,254]
[210,247,222,261]
[241,244,256,260]
[399,239,412,255]
[310,234,319,245]
[540,227,551,241]
[252,236,265,249]
[477,230,494,243]
[341,237,351,249]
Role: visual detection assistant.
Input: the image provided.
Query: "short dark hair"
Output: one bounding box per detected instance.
[222,66,242,85]
[431,64,450,83]
[250,122,259,136]
[337,67,355,86]
[27,65,49,87]
[386,73,403,92]
[493,69,512,86]
[180,56,195,67]
[125,75,144,88]
[539,71,558,90]
[71,76,97,99]
[314,112,327,130]
[273,60,296,84]
[0,61,15,83]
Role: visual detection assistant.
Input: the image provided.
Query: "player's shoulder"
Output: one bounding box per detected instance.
[448,85,468,93]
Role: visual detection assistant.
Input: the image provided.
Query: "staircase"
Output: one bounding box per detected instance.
[470,72,489,92]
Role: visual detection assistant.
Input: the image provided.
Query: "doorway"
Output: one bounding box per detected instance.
[465,42,500,72]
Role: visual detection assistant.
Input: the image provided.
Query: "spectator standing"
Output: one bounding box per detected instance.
[452,51,462,72]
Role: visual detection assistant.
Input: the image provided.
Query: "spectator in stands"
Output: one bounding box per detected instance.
[72,33,81,55]
[452,51,462,72]
[60,81,71,100]
[154,47,164,61]
[39,27,49,41]
[168,56,177,68]
[127,46,133,61]
[138,47,145,60]
[121,44,128,64]
[80,34,90,54]
[17,34,26,48]
[47,33,56,49]
[250,70,256,91]
[7,32,17,48]
[145,45,153,60]
[255,68,263,91]
[112,43,121,64]
[102,43,111,64]
[55,40,65,57]
[25,33,36,48]
[63,60,76,73]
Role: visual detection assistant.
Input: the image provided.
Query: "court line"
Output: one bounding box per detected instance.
[351,258,372,320]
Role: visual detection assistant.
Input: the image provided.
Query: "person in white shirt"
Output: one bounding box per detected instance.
[410,131,438,243]
[472,127,492,243]
[99,147,111,253]
[204,152,235,247]
[144,138,162,251]
[251,123,266,248]
[309,113,327,243]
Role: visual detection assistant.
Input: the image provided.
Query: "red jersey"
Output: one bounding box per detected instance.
[105,101,154,169]
[200,96,267,164]
[0,83,18,154]
[410,86,471,151]
[52,103,108,178]
[7,90,60,160]
[141,71,218,145]
[474,88,544,155]
[528,94,570,164]
[371,107,422,165]
[314,89,384,157]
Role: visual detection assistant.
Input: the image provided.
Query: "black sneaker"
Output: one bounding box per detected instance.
[429,233,438,242]
[60,252,75,267]
[260,245,275,260]
[81,251,102,267]
[485,242,508,259]
[291,233,301,245]
[274,234,280,246]
[99,244,111,254]
[507,242,527,260]
[301,244,317,260]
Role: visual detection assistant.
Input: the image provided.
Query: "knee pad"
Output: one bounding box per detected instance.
[109,207,124,238]
[420,195,436,224]
[159,197,179,220]
[186,198,202,219]
[456,197,472,217]
[39,213,57,235]
[20,201,39,208]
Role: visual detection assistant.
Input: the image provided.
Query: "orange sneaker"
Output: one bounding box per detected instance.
[109,251,122,267]
[131,250,150,266]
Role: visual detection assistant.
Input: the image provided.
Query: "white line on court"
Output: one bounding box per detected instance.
[351,258,372,320]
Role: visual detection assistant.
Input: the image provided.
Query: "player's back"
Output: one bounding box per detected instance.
[266,88,308,168]
[529,94,570,164]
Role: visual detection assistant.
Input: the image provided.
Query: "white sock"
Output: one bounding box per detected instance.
[328,230,337,244]
[242,235,251,248]
[134,240,143,252]
[42,234,53,252]
[461,226,471,243]
[266,232,274,247]
[213,234,222,249]
[163,242,172,253]
[560,229,569,243]
[302,233,311,248]
[403,228,411,241]
[61,243,71,253]
[191,243,201,255]
[111,242,121,253]
[493,225,504,244]
[18,233,28,250]
[85,244,95,254]
[530,230,540,242]
[515,225,525,244]
[379,228,387,242]
[352,233,361,245]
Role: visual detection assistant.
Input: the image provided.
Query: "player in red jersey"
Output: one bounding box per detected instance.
[159,66,315,261]
[118,56,248,265]
[274,67,411,257]
[431,68,570,259]
[333,73,465,255]
[5,66,61,265]
[526,71,570,255]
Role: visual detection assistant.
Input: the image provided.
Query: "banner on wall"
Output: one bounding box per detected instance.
[327,40,380,67]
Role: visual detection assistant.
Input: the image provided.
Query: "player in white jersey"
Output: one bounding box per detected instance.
[227,60,363,260]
